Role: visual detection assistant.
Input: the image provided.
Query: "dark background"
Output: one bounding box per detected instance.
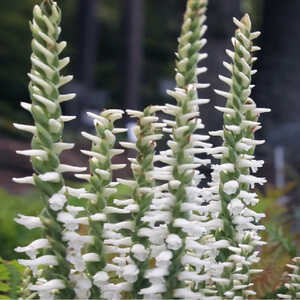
[0,0,300,260]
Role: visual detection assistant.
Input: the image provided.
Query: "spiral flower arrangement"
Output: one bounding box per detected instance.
[13,1,85,298]
[124,106,164,298]
[76,110,127,299]
[124,2,240,299]
[12,0,299,299]
[206,14,270,298]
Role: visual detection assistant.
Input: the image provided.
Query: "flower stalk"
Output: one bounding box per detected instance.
[138,0,213,298]
[208,14,270,298]
[13,1,81,298]
[79,110,126,298]
[125,106,164,298]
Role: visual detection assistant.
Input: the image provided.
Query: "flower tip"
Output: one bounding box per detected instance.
[241,13,252,29]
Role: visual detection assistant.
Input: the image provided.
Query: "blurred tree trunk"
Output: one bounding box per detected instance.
[77,0,99,89]
[254,0,300,127]
[122,0,144,113]
[67,0,100,130]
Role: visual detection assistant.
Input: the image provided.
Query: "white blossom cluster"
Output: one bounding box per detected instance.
[80,107,165,299]
[15,188,93,299]
[123,106,166,298]
[278,257,300,299]
[12,0,282,299]
[203,14,270,298]
[13,2,91,299]
[57,187,93,299]
[98,178,138,300]
[135,1,226,298]
[79,110,132,299]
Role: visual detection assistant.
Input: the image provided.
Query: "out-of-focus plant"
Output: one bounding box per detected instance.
[251,183,300,299]
[0,257,24,299]
[0,189,42,260]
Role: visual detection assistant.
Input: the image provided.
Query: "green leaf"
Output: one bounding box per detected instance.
[0,265,9,281]
[5,261,24,299]
[0,282,9,293]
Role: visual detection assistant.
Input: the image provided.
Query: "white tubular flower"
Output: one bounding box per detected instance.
[131,244,149,262]
[93,271,109,289]
[15,239,50,259]
[166,234,183,251]
[48,189,67,211]
[14,214,43,230]
[102,282,131,300]
[69,273,92,300]
[29,279,65,300]
[19,255,58,275]
[207,14,269,298]
[38,172,60,183]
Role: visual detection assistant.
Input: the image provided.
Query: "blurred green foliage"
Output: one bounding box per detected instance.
[0,189,42,260]
[251,183,300,299]
[0,257,24,299]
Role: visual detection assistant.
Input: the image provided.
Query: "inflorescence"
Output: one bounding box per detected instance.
[12,0,298,299]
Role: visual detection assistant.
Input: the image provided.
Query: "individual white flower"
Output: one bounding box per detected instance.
[19,255,58,268]
[82,253,100,262]
[223,180,239,195]
[48,192,67,211]
[239,174,266,188]
[131,244,149,262]
[166,234,182,250]
[39,172,60,183]
[56,212,88,231]
[138,225,168,244]
[29,279,65,299]
[228,198,244,215]
[69,273,92,299]
[15,239,50,259]
[93,271,109,289]
[156,250,173,267]
[122,264,139,283]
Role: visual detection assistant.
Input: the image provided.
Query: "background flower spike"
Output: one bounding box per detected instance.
[205,13,270,299]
